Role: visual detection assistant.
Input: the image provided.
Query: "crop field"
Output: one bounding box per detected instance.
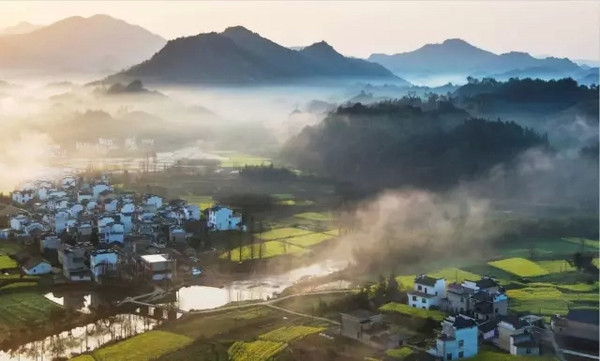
[285,232,336,247]
[0,291,63,330]
[536,260,574,274]
[214,151,272,168]
[507,284,598,318]
[180,194,214,210]
[259,227,313,241]
[258,326,324,343]
[156,341,228,361]
[496,238,598,258]
[386,346,414,359]
[228,340,287,361]
[220,241,305,262]
[561,237,599,249]
[0,255,17,269]
[471,347,557,361]
[488,258,549,277]
[293,212,331,222]
[93,331,193,361]
[380,302,445,321]
[396,268,480,289]
[70,356,95,361]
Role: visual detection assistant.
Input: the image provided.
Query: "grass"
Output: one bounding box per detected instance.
[180,194,214,210]
[93,331,193,361]
[488,258,549,277]
[220,241,305,262]
[562,237,599,249]
[294,212,331,222]
[395,268,480,289]
[214,151,272,168]
[536,260,574,274]
[0,291,63,330]
[471,347,557,360]
[259,227,313,241]
[259,326,324,343]
[228,340,287,361]
[496,237,598,258]
[69,356,95,361]
[507,284,598,318]
[379,302,445,321]
[285,232,336,247]
[0,255,17,269]
[386,346,414,359]
[156,341,228,361]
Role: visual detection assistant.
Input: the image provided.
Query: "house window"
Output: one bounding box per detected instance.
[458,340,464,347]
[447,353,453,360]
[412,305,416,308]
[459,351,464,358]
[412,296,417,301]
[495,308,499,313]
[436,291,438,295]
[422,298,427,303]
[460,298,464,302]
[526,349,531,354]
[418,285,422,291]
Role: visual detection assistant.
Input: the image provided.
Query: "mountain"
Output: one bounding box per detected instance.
[0,15,166,74]
[2,21,43,35]
[368,39,582,79]
[108,26,403,85]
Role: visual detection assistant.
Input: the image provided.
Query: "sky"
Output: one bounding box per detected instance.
[0,1,598,60]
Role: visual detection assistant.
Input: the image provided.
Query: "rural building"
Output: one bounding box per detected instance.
[169,225,187,243]
[90,249,118,282]
[139,254,173,281]
[60,245,92,282]
[22,258,52,275]
[472,291,508,321]
[430,315,478,360]
[40,234,60,252]
[495,315,543,353]
[551,309,599,342]
[509,330,540,356]
[11,190,34,204]
[407,275,446,309]
[340,310,401,349]
[208,206,243,231]
[144,194,163,209]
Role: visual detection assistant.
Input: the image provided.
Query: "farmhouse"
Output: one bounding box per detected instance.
[430,315,478,360]
[207,205,243,231]
[494,315,543,354]
[407,275,446,309]
[139,254,173,281]
[551,309,599,342]
[90,249,118,282]
[22,257,52,275]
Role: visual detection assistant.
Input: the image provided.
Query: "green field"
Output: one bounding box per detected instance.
[507,284,598,318]
[379,302,446,321]
[70,356,95,361]
[228,340,287,361]
[285,232,336,247]
[258,326,324,343]
[294,212,331,222]
[220,241,305,262]
[536,260,574,274]
[93,331,193,361]
[386,346,414,359]
[0,291,63,331]
[0,255,17,269]
[489,258,549,277]
[561,237,599,249]
[259,227,313,241]
[472,347,557,361]
[214,151,272,168]
[180,194,214,210]
[496,238,598,258]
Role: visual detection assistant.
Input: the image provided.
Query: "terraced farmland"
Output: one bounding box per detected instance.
[258,326,324,343]
[93,331,193,361]
[488,258,549,277]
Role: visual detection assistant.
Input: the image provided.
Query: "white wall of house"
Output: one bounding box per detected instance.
[187,205,201,220]
[23,262,52,275]
[70,204,84,218]
[433,317,478,360]
[12,191,34,204]
[120,213,133,234]
[104,223,125,244]
[407,276,446,309]
[92,184,111,199]
[121,202,135,213]
[90,252,118,281]
[145,195,163,209]
[105,199,118,212]
[208,207,242,231]
[77,193,93,203]
[55,211,69,233]
[10,215,28,231]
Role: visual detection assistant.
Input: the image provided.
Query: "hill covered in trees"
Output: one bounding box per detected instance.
[281,99,549,190]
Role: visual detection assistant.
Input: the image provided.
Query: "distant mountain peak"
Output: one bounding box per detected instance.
[302,41,338,54]
[2,21,44,34]
[442,38,472,46]
[222,25,255,35]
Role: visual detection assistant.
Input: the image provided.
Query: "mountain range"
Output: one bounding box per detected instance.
[106,26,402,85]
[2,21,43,35]
[369,38,583,79]
[0,15,166,74]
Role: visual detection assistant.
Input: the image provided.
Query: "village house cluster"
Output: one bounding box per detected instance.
[3,174,244,284]
[340,273,598,360]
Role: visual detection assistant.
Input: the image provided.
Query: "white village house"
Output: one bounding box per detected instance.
[430,315,478,360]
[407,275,446,309]
[208,205,243,231]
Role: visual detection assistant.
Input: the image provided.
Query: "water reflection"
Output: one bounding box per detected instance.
[177,259,346,311]
[0,314,160,361]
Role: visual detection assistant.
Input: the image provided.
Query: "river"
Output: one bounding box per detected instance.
[0,259,346,360]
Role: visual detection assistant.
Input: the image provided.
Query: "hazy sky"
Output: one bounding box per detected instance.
[0,1,598,60]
